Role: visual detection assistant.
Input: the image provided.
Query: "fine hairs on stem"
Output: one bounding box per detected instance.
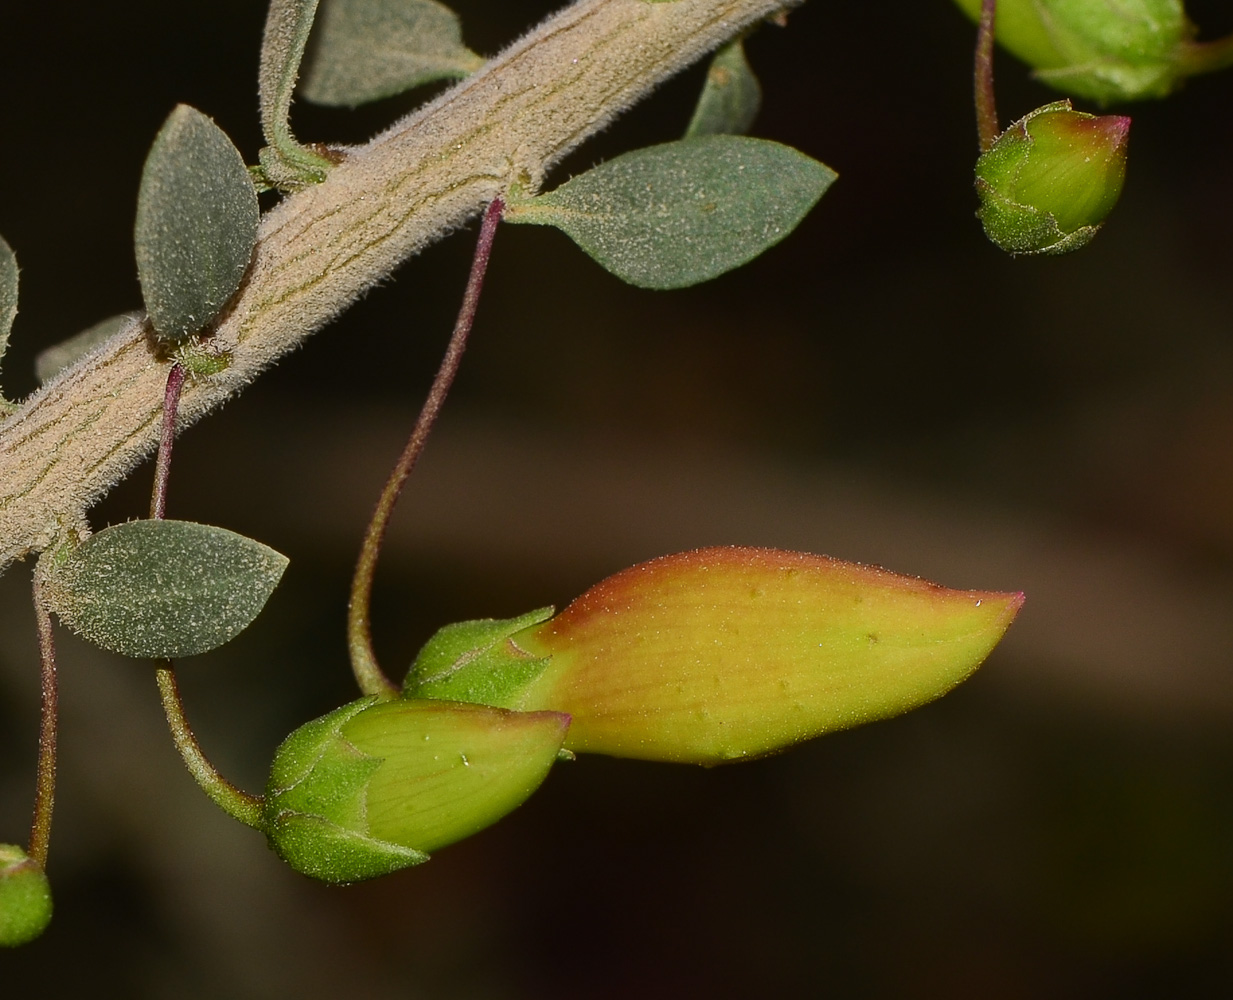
[348,197,506,699]
[975,0,999,152]
[28,569,58,869]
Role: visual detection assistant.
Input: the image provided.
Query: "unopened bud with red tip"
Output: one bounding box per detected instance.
[0,844,52,947]
[953,0,1194,103]
[265,697,569,883]
[976,100,1130,255]
[410,547,1023,766]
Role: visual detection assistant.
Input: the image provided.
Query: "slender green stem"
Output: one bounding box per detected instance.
[154,665,266,831]
[347,198,505,698]
[975,0,999,152]
[27,569,58,868]
[148,362,265,832]
[1178,35,1233,78]
[150,364,185,521]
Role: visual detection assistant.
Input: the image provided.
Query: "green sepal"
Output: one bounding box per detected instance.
[403,606,555,707]
[43,519,288,659]
[0,844,52,948]
[505,136,835,289]
[951,0,1193,103]
[685,38,761,138]
[299,0,484,108]
[135,105,260,344]
[265,699,426,883]
[265,697,569,883]
[269,814,428,883]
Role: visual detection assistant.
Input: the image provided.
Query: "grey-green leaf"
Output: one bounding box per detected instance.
[300,0,483,108]
[135,105,260,344]
[258,0,336,189]
[684,39,761,139]
[45,520,288,659]
[0,234,18,377]
[505,136,836,289]
[35,313,137,384]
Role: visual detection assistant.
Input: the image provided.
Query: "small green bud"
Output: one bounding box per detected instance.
[953,0,1193,103]
[975,100,1130,255]
[0,845,52,947]
[506,547,1023,765]
[265,697,569,883]
[403,607,555,707]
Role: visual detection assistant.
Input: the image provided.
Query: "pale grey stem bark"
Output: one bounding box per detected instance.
[0,0,801,572]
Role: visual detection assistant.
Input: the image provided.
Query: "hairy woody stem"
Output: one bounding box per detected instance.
[0,0,800,571]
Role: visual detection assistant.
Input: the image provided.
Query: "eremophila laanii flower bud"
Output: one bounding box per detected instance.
[976,100,1130,255]
[952,0,1193,103]
[0,844,52,947]
[502,547,1023,765]
[265,697,569,883]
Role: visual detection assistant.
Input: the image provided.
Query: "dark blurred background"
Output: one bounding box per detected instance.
[5,0,1233,995]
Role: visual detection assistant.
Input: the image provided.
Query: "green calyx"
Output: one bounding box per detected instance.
[403,607,555,707]
[953,0,1193,103]
[975,100,1130,255]
[0,845,52,947]
[265,697,569,883]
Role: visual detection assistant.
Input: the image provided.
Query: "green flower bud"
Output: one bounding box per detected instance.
[975,100,1130,255]
[0,844,52,947]
[498,547,1023,765]
[265,697,569,883]
[953,0,1194,103]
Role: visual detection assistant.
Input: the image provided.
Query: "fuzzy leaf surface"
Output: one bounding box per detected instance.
[0,235,15,373]
[261,0,320,148]
[35,313,137,384]
[300,0,483,107]
[685,38,761,138]
[505,136,835,288]
[135,105,259,343]
[46,520,288,659]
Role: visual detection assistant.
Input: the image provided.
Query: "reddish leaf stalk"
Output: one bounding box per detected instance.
[975,0,999,152]
[149,361,266,831]
[28,572,58,868]
[348,197,505,699]
[150,363,186,520]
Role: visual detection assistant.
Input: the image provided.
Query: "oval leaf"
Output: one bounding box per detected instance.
[300,0,483,107]
[135,105,260,343]
[505,136,836,289]
[512,547,1023,764]
[45,520,288,659]
[258,0,337,189]
[35,313,137,384]
[684,38,761,139]
[0,234,16,372]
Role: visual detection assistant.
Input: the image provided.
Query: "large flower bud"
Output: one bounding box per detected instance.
[265,697,569,883]
[0,844,52,947]
[953,0,1194,103]
[407,547,1023,766]
[976,100,1130,255]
